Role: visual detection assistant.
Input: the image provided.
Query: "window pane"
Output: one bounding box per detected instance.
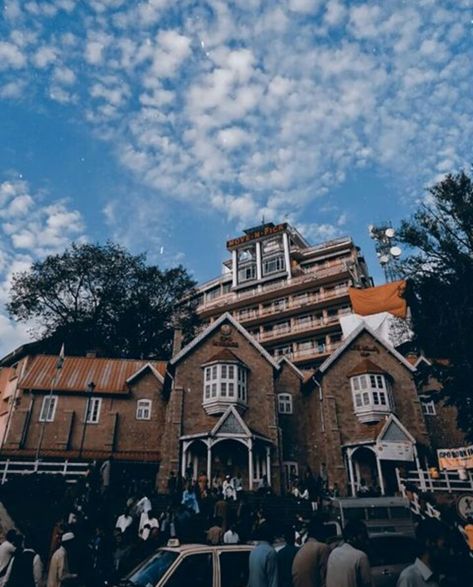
[370,375,376,387]
[221,365,227,378]
[212,366,217,379]
[165,554,212,587]
[228,383,234,397]
[211,384,217,397]
[373,392,379,405]
[362,392,370,405]
[219,552,250,587]
[355,394,362,407]
[205,385,210,399]
[205,368,210,381]
[376,375,384,388]
[353,378,360,391]
[379,393,387,406]
[228,365,234,378]
[221,382,227,397]
[360,375,367,389]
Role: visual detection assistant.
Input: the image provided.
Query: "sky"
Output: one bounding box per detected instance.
[0,0,472,356]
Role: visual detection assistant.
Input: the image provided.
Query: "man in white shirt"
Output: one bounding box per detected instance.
[0,530,17,586]
[326,520,371,587]
[397,518,449,587]
[223,524,240,544]
[115,507,133,534]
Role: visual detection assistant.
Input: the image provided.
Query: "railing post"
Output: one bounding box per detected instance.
[63,459,68,476]
[418,469,427,492]
[444,470,451,493]
[33,459,39,473]
[1,459,10,485]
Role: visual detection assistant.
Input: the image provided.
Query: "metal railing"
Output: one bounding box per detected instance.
[256,317,340,342]
[396,467,473,493]
[0,459,89,484]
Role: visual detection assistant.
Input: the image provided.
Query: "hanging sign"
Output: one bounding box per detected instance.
[375,441,414,462]
[437,446,473,471]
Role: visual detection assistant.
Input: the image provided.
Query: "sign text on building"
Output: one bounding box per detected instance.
[226,223,288,249]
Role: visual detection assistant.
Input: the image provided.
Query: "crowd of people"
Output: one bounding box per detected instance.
[0,460,471,586]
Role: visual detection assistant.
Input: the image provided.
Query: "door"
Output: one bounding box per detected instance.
[218,550,251,587]
[163,553,213,587]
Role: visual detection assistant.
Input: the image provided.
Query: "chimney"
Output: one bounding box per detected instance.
[172,326,183,357]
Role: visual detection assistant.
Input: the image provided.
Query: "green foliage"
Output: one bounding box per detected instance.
[398,170,473,440]
[7,242,198,359]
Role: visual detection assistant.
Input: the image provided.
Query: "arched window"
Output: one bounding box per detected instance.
[350,374,392,422]
[278,393,293,414]
[203,363,248,414]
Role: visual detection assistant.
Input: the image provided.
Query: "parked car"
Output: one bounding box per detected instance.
[368,534,417,587]
[117,543,254,587]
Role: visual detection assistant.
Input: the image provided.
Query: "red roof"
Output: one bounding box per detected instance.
[347,358,388,377]
[19,355,167,394]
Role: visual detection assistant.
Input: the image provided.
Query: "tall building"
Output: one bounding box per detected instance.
[194,222,372,368]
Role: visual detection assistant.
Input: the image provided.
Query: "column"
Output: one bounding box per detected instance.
[376,453,385,496]
[256,241,262,281]
[232,250,238,288]
[248,439,254,491]
[193,454,198,481]
[181,443,188,479]
[282,233,292,281]
[347,449,356,496]
[265,446,271,486]
[207,441,212,482]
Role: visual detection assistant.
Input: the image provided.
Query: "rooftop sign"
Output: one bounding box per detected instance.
[226,223,288,249]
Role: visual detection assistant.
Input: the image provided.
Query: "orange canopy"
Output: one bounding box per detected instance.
[349,280,407,319]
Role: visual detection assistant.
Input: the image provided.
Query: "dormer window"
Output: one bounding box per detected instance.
[350,373,392,422]
[203,356,248,415]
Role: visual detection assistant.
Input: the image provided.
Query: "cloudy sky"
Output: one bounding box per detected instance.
[0,0,472,355]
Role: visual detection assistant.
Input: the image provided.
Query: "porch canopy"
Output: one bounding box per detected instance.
[180,406,274,490]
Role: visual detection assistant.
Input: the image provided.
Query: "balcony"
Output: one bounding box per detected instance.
[196,263,349,314]
[275,343,339,364]
[256,316,340,343]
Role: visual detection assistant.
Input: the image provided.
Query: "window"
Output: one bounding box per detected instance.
[128,550,179,587]
[39,395,57,422]
[350,374,392,422]
[262,237,283,253]
[219,552,250,587]
[278,393,293,414]
[85,397,102,424]
[136,399,152,420]
[238,264,256,283]
[421,399,436,416]
[165,554,212,587]
[203,362,248,414]
[262,254,285,276]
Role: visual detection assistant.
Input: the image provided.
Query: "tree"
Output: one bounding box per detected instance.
[398,169,473,440]
[7,242,198,359]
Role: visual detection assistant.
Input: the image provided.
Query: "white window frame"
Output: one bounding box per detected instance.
[39,395,58,422]
[262,254,285,276]
[203,363,248,408]
[136,399,152,420]
[278,393,293,414]
[350,374,392,420]
[85,397,102,424]
[421,399,436,416]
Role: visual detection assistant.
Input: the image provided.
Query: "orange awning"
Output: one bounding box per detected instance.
[349,280,407,319]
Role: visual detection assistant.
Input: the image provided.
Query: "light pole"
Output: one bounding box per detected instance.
[368,224,402,283]
[79,381,96,458]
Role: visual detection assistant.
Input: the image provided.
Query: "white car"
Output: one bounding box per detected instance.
[117,543,254,587]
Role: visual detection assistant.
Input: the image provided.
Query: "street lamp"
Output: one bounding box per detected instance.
[79,381,96,458]
[368,224,402,283]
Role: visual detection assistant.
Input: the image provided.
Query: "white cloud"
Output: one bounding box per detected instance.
[32,46,57,68]
[0,42,26,70]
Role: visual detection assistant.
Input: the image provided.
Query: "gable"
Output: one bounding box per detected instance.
[378,415,415,444]
[212,405,251,436]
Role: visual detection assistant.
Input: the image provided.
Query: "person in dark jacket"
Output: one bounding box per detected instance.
[277,527,298,587]
[5,534,43,587]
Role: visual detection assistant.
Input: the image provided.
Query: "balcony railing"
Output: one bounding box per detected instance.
[274,343,339,363]
[197,263,349,312]
[256,317,340,342]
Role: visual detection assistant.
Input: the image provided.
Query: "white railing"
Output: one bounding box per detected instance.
[256,318,340,342]
[0,459,89,484]
[396,467,473,493]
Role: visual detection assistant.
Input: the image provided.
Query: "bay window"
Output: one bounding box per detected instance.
[203,362,248,414]
[350,373,392,422]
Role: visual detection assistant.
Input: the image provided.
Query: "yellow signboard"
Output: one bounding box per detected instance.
[438,446,473,470]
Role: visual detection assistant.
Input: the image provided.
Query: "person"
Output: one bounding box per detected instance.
[139,509,159,541]
[277,526,298,587]
[47,532,78,587]
[110,529,134,584]
[223,475,237,500]
[233,472,243,496]
[356,479,370,496]
[326,520,371,587]
[206,517,223,545]
[223,523,240,544]
[4,534,42,587]
[0,530,16,586]
[115,507,133,534]
[214,492,228,532]
[249,523,278,587]
[397,518,450,587]
[181,484,200,514]
[197,471,208,498]
[292,517,329,587]
[135,493,152,516]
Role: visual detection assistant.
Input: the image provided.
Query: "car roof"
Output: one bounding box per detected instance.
[161,544,254,554]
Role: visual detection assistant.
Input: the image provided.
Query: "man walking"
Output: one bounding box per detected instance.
[277,526,298,587]
[249,523,278,587]
[326,520,371,587]
[47,532,78,587]
[292,517,329,587]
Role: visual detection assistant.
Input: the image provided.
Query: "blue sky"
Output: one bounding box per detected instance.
[0,0,472,354]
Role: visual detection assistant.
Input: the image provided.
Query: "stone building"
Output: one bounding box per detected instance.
[0,312,466,495]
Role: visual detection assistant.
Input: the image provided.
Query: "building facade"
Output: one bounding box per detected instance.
[193,223,372,369]
[0,313,465,496]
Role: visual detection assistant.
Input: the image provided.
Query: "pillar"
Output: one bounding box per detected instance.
[375,453,385,496]
[207,441,212,482]
[256,241,262,281]
[248,439,254,491]
[232,250,238,288]
[181,442,188,479]
[283,232,292,280]
[347,449,356,496]
[266,445,271,486]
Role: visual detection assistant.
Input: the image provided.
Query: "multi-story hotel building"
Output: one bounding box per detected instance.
[194,222,372,368]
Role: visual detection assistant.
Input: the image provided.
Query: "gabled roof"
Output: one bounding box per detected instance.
[347,358,388,377]
[204,348,247,365]
[211,405,252,437]
[277,356,304,380]
[20,355,167,395]
[126,362,165,385]
[343,414,415,446]
[318,323,416,375]
[170,312,278,369]
[378,413,416,444]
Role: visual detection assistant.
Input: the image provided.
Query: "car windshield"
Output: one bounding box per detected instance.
[126,550,179,586]
[369,536,417,566]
